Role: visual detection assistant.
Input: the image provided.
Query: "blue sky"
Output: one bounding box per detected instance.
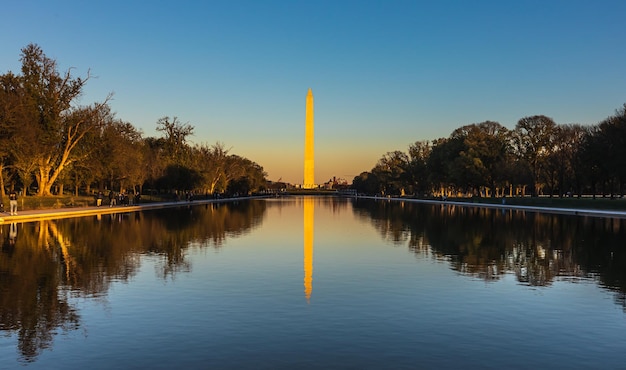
[2,1,625,184]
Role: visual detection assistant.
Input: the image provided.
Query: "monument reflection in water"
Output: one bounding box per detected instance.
[303,197,314,303]
[1,197,626,368]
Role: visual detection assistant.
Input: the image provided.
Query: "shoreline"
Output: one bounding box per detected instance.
[0,196,270,224]
[2,194,626,223]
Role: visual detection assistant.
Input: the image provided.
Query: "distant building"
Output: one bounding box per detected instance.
[324,176,349,190]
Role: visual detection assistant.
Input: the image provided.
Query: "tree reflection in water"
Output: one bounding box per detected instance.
[0,200,266,362]
[352,199,626,307]
[0,222,81,363]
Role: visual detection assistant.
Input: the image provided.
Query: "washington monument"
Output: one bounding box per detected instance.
[303,88,315,188]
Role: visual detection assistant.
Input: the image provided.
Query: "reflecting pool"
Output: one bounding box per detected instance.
[1,197,626,368]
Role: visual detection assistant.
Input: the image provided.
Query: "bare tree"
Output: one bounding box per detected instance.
[193,142,230,194]
[156,116,194,163]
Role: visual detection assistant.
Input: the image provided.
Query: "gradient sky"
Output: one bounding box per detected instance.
[2,1,625,184]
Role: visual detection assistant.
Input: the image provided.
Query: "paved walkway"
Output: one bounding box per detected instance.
[0,197,246,223]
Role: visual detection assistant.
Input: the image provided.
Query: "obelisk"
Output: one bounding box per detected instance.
[303,88,315,189]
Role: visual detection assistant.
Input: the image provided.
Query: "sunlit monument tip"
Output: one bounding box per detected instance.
[303,88,315,189]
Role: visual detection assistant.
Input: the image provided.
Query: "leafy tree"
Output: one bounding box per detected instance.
[352,171,381,195]
[461,121,510,197]
[158,164,202,191]
[227,177,251,196]
[445,125,488,195]
[592,104,626,197]
[234,157,267,193]
[94,119,145,193]
[0,72,24,196]
[545,124,586,197]
[221,155,267,194]
[372,151,410,196]
[67,162,95,196]
[16,43,111,195]
[568,125,592,197]
[578,125,606,198]
[407,141,431,195]
[142,136,168,190]
[427,137,465,196]
[505,146,533,197]
[513,115,557,196]
[144,117,195,193]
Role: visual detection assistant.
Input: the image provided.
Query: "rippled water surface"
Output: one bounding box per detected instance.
[1,197,626,369]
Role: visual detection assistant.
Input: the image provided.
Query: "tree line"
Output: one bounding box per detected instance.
[352,105,626,199]
[0,44,267,197]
